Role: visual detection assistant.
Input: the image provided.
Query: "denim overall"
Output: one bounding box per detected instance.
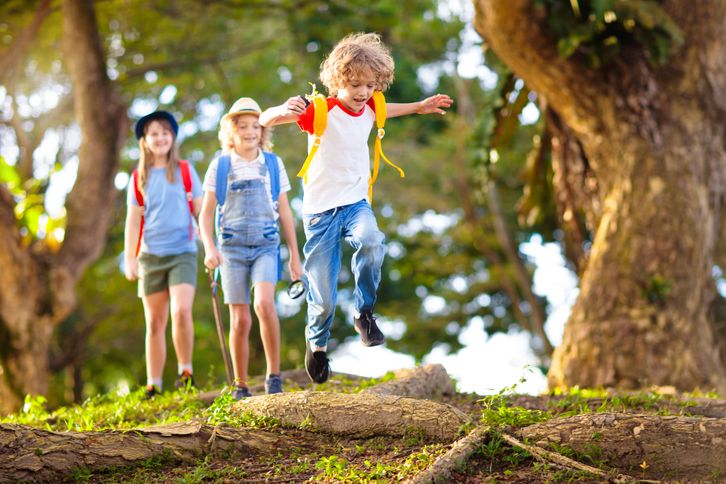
[218,168,279,304]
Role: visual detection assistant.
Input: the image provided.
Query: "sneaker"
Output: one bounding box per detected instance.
[305,343,330,384]
[353,311,385,346]
[265,374,283,394]
[174,370,195,390]
[232,386,252,400]
[144,384,159,399]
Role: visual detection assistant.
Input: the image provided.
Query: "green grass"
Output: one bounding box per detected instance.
[2,388,206,431]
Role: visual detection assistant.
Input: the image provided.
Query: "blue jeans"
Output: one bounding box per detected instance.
[302,199,384,349]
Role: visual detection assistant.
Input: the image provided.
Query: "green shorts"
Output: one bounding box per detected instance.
[138,252,198,297]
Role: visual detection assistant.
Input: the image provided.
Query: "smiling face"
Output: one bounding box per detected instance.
[143,120,174,160]
[336,71,377,113]
[231,113,262,158]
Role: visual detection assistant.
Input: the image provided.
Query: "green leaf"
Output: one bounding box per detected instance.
[0,157,21,189]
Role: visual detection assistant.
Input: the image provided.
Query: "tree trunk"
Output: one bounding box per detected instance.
[0,0,126,415]
[473,0,726,392]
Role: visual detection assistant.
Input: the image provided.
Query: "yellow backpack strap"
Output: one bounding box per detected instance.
[369,91,404,202]
[297,93,328,184]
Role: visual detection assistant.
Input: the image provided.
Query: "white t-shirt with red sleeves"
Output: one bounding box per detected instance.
[297,97,376,215]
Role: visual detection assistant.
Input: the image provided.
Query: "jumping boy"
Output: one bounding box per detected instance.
[260,32,452,384]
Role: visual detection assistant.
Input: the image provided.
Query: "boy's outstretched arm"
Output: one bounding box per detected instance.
[259,96,308,127]
[386,93,453,119]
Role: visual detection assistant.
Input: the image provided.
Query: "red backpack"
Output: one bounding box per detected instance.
[132,160,194,256]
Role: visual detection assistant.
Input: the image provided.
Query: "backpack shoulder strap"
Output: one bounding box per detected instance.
[369,91,405,202]
[263,151,282,281]
[296,93,328,183]
[215,155,231,206]
[263,151,280,202]
[178,160,194,211]
[132,168,145,256]
[178,160,195,241]
[132,168,144,206]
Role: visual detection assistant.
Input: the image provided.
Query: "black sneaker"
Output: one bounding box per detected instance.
[305,343,330,384]
[144,384,159,399]
[174,371,195,390]
[353,311,385,346]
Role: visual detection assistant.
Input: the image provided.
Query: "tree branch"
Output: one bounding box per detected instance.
[0,0,53,87]
[473,0,607,141]
[55,0,127,292]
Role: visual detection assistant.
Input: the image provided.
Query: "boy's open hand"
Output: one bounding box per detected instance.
[284,96,308,117]
[417,94,453,115]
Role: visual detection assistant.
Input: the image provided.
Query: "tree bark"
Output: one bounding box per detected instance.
[520,413,726,480]
[361,363,455,399]
[235,391,470,442]
[474,0,726,392]
[0,421,303,482]
[0,0,127,415]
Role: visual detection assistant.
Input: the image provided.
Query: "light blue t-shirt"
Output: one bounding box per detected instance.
[127,164,203,256]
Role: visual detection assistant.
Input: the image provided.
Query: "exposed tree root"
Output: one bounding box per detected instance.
[362,364,456,399]
[520,413,726,480]
[0,421,301,482]
[406,425,491,484]
[234,391,470,442]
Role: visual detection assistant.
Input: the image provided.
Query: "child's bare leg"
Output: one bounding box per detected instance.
[253,281,280,376]
[169,283,195,369]
[142,290,170,387]
[229,304,252,387]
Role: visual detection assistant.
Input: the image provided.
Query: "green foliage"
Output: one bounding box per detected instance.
[1,388,205,431]
[311,444,446,482]
[204,392,280,429]
[534,0,684,66]
[0,156,65,247]
[479,371,552,428]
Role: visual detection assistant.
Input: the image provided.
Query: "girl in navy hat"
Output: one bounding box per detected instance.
[123,111,203,398]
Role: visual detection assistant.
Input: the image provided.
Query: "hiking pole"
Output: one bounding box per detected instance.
[207,268,234,387]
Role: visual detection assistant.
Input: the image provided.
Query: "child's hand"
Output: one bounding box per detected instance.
[283,96,308,117]
[124,257,139,281]
[417,94,453,115]
[204,246,223,270]
[289,255,303,282]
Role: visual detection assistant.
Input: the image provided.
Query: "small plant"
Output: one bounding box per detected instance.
[314,454,348,477]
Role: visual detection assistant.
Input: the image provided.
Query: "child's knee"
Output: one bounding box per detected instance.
[231,312,252,333]
[308,300,334,319]
[253,299,276,322]
[171,305,192,324]
[357,226,384,250]
[146,318,167,336]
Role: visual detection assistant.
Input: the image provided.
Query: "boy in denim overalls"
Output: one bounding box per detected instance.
[260,33,452,384]
[199,97,302,399]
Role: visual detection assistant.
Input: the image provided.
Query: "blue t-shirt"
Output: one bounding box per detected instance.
[127,164,203,256]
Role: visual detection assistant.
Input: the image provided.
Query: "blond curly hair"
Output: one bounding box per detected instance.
[218,113,272,153]
[320,32,395,96]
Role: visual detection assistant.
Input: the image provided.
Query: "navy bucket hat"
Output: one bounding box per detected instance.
[135,111,179,140]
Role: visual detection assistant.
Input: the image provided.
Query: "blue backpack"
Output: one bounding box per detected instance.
[215,151,282,280]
